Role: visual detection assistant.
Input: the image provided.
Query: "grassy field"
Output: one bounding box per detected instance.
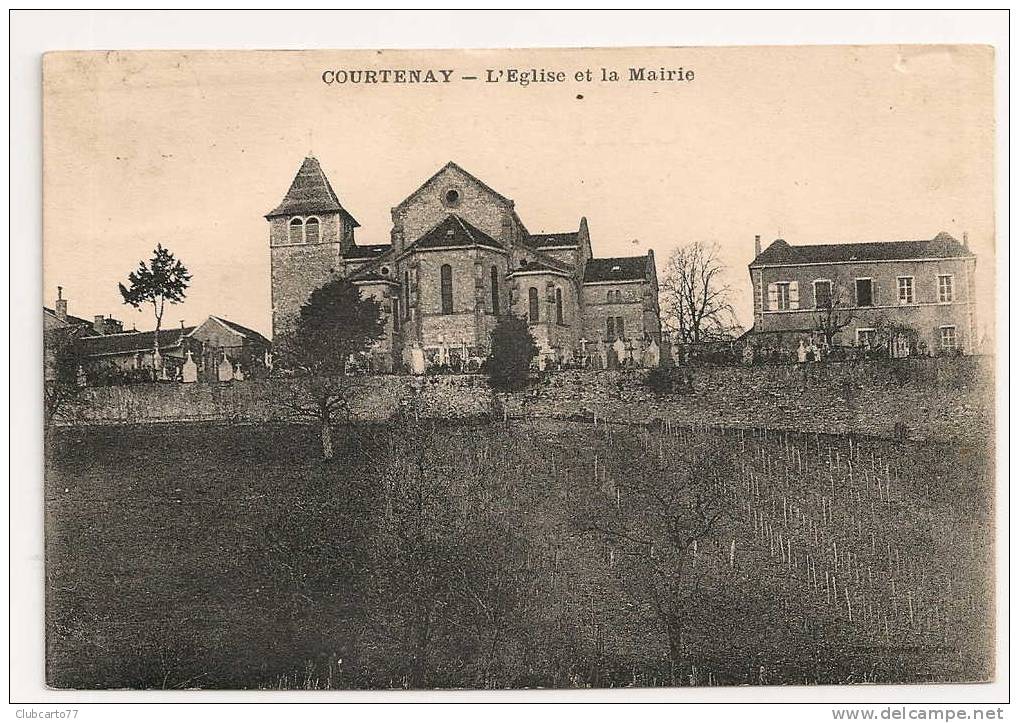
[45,419,994,689]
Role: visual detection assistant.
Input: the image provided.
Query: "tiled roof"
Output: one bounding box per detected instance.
[583,255,648,283]
[78,327,194,356]
[508,259,571,277]
[395,161,513,210]
[208,316,271,348]
[43,307,92,327]
[526,231,579,249]
[344,243,392,260]
[350,270,400,285]
[409,214,504,251]
[750,232,973,267]
[266,156,360,226]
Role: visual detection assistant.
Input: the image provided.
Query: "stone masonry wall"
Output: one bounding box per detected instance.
[58,357,994,443]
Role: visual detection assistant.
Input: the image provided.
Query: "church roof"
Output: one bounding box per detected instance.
[408,214,505,252]
[526,231,579,249]
[750,232,973,267]
[507,259,572,278]
[266,156,360,226]
[583,255,649,283]
[344,243,392,260]
[394,161,513,211]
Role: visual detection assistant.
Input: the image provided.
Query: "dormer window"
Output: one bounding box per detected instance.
[304,217,320,244]
[289,217,304,244]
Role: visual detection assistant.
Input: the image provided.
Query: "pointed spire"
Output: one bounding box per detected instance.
[265,156,360,227]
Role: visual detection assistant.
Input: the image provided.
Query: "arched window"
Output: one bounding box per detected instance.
[440,264,454,315]
[555,287,564,324]
[289,217,304,244]
[491,266,500,315]
[304,217,320,244]
[404,271,411,319]
[528,287,539,323]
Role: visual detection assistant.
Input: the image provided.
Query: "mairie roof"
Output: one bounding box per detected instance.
[750,232,973,267]
[266,156,359,226]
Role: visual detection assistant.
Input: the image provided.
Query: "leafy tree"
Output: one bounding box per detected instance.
[275,277,385,460]
[118,244,191,373]
[486,314,539,391]
[660,241,739,346]
[44,329,90,428]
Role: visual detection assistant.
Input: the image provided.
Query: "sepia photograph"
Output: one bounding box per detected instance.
[13,10,1007,713]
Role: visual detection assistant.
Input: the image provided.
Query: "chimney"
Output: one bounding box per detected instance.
[963,231,969,249]
[754,234,762,257]
[55,286,68,322]
[93,314,106,335]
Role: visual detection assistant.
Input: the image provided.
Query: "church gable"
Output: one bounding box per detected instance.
[391,162,521,254]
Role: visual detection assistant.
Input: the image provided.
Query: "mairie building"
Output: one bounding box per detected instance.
[268,157,662,371]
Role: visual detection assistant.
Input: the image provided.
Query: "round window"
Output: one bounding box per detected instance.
[443,188,461,206]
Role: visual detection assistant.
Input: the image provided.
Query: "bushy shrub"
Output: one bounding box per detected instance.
[486,315,538,391]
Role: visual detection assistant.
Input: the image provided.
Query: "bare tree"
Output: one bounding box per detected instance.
[659,241,739,345]
[575,428,734,678]
[361,419,531,688]
[813,277,855,349]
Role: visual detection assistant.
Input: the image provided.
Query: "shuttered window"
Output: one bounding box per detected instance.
[606,317,615,341]
[814,280,833,309]
[768,281,798,311]
[856,278,874,307]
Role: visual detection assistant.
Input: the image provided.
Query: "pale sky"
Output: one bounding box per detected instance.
[43,46,995,337]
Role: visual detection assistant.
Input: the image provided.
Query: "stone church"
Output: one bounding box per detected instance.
[268,157,662,371]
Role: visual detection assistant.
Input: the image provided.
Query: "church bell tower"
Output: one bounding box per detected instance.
[266,156,360,339]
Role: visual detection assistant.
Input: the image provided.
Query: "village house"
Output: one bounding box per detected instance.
[268,157,663,371]
[747,232,978,355]
[44,288,271,384]
[75,316,272,384]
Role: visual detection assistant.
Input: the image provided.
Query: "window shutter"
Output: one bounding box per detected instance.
[871,281,878,306]
[606,317,615,340]
[767,283,778,311]
[789,281,799,310]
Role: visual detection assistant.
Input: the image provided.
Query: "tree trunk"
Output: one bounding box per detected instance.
[320,418,334,460]
[666,618,685,685]
[410,605,431,689]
